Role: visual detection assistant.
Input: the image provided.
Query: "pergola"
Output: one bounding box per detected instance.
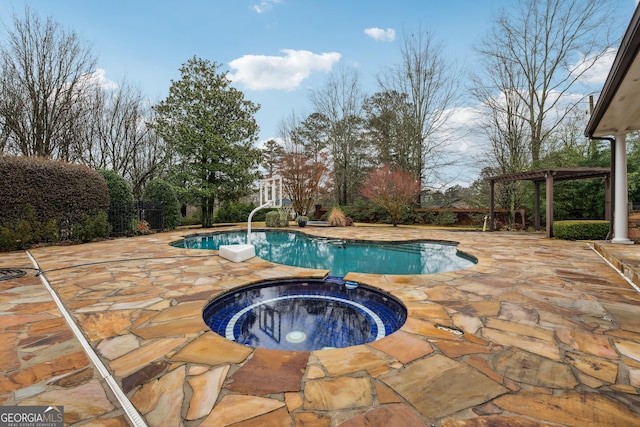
[486,167,611,238]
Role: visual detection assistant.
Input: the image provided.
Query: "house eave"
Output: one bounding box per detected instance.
[585,5,640,138]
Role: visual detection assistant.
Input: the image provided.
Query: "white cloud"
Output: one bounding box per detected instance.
[93,68,119,90]
[253,0,283,14]
[228,49,341,91]
[571,47,617,85]
[78,68,118,91]
[364,27,396,42]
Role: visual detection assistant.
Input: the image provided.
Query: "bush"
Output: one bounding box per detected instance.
[433,210,458,226]
[342,199,389,224]
[0,205,38,250]
[328,206,347,227]
[265,210,289,227]
[99,169,133,234]
[214,201,267,223]
[99,169,133,204]
[251,208,268,222]
[181,210,201,226]
[0,156,109,250]
[142,179,181,230]
[71,212,111,243]
[553,220,609,240]
[130,219,151,235]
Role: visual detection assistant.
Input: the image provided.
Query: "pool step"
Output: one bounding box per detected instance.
[376,243,425,255]
[377,243,456,256]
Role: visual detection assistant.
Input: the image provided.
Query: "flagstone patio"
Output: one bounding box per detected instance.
[2,225,640,426]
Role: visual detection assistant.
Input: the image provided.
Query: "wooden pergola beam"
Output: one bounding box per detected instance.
[486,167,611,238]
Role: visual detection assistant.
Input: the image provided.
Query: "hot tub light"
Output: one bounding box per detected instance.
[286,331,307,343]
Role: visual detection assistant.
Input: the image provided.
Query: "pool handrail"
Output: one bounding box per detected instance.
[247,201,272,244]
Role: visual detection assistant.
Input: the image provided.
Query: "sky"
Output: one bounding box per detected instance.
[0,0,638,187]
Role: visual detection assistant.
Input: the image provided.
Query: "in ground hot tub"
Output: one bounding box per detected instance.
[203,278,407,351]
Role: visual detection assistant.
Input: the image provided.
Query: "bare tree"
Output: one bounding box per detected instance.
[127,128,167,199]
[472,54,530,176]
[471,46,535,225]
[0,7,97,158]
[476,0,615,166]
[377,27,461,194]
[277,112,331,215]
[310,66,370,205]
[361,165,421,226]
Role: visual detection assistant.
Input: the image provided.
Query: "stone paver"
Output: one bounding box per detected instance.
[2,226,640,425]
[0,251,127,424]
[380,354,508,419]
[227,348,309,395]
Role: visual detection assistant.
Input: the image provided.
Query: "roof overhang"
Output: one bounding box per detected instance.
[585,5,640,138]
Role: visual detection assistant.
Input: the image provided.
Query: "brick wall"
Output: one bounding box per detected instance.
[628,212,640,242]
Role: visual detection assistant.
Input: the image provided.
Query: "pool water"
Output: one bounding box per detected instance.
[202,279,407,351]
[175,230,476,276]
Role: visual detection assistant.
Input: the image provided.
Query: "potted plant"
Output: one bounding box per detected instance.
[296,215,309,227]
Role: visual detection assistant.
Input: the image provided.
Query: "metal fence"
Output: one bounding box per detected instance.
[108,201,165,236]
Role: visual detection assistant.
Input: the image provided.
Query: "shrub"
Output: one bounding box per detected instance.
[433,210,457,226]
[99,169,133,204]
[0,156,109,250]
[0,226,18,251]
[99,169,133,234]
[0,210,36,251]
[342,199,389,224]
[181,210,201,226]
[265,211,279,227]
[142,179,181,230]
[328,206,347,227]
[265,210,289,227]
[71,212,111,243]
[554,220,609,240]
[130,219,152,235]
[251,207,268,222]
[214,201,267,223]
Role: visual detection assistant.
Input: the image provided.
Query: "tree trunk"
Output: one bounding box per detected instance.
[201,196,214,228]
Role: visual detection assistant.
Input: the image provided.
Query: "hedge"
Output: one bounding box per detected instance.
[0,156,110,249]
[553,220,609,241]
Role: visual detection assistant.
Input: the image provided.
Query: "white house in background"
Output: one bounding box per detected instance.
[585,3,640,244]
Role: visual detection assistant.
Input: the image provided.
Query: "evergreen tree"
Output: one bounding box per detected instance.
[150,57,262,227]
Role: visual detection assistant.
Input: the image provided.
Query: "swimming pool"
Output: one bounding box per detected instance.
[203,278,407,351]
[174,230,476,276]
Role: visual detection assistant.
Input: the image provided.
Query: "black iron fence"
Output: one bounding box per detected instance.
[108,201,165,236]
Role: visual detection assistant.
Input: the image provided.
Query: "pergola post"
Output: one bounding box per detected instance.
[545,171,554,238]
[489,179,495,231]
[604,175,611,222]
[534,182,541,231]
